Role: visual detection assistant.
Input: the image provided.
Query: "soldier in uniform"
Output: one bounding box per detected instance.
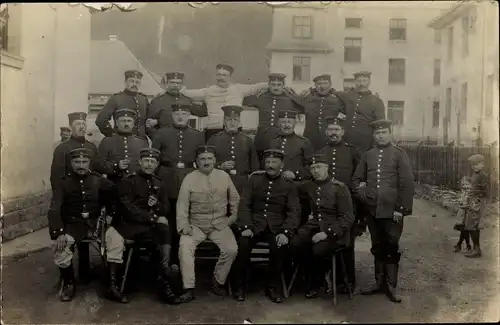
[96,70,149,139]
[267,110,314,183]
[152,103,205,266]
[317,115,363,291]
[352,120,415,303]
[48,148,116,302]
[298,74,346,150]
[104,148,181,305]
[231,149,301,303]
[207,105,259,194]
[336,71,386,153]
[97,109,149,184]
[292,154,355,298]
[243,73,304,164]
[146,72,208,139]
[53,127,72,151]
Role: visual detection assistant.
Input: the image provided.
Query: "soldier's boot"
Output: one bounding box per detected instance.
[361,259,386,295]
[265,286,284,304]
[158,244,181,305]
[77,243,91,285]
[58,264,76,302]
[107,262,129,304]
[385,264,402,303]
[305,266,321,299]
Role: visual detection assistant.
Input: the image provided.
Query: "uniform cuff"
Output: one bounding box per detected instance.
[282,229,293,239]
[50,227,65,239]
[239,225,252,232]
[326,227,338,239]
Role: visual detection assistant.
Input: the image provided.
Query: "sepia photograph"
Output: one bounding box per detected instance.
[1,1,499,323]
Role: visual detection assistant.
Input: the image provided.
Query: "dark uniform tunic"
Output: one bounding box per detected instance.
[48,171,115,241]
[50,136,99,191]
[96,90,149,138]
[96,132,149,184]
[317,140,361,190]
[207,130,260,194]
[147,91,208,138]
[299,89,346,150]
[231,172,301,288]
[243,92,304,157]
[336,89,385,152]
[115,171,170,245]
[268,133,314,182]
[352,143,414,263]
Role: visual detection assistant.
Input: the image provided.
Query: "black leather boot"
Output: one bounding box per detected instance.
[77,243,91,285]
[361,259,386,295]
[58,264,76,302]
[265,287,284,304]
[385,263,402,303]
[107,262,129,303]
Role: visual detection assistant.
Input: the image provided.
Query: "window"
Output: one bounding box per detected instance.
[432,101,440,127]
[445,87,452,119]
[344,37,362,63]
[292,16,312,39]
[345,18,362,29]
[461,16,469,57]
[387,101,404,126]
[460,82,468,122]
[485,75,494,117]
[389,19,407,41]
[0,5,8,51]
[434,29,441,44]
[447,27,453,62]
[433,59,441,85]
[292,56,311,82]
[388,58,405,84]
[343,78,356,91]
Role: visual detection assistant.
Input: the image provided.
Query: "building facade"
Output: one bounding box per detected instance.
[429,1,499,146]
[1,3,91,240]
[267,1,453,140]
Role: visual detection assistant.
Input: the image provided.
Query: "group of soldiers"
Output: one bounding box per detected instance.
[49,63,415,307]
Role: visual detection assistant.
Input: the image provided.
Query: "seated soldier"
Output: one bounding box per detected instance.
[230,149,301,303]
[292,154,355,298]
[104,148,181,305]
[47,148,116,302]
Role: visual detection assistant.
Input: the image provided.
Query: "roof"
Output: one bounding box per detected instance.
[428,2,476,29]
[90,39,162,96]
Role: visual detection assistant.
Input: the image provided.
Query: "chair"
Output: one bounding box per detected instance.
[195,239,234,295]
[120,238,155,294]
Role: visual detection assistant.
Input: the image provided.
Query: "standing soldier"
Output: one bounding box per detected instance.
[152,103,205,266]
[337,71,386,153]
[146,72,208,139]
[299,74,346,150]
[96,70,149,139]
[207,105,260,194]
[243,73,304,163]
[317,115,363,292]
[48,148,116,302]
[54,126,72,148]
[352,120,415,303]
[96,109,149,184]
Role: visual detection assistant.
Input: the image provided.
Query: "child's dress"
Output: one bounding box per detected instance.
[455,190,470,227]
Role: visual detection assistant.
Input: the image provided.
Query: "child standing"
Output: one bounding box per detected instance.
[464,154,489,258]
[453,176,472,253]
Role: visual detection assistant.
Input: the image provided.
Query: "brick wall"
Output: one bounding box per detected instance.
[1,191,51,242]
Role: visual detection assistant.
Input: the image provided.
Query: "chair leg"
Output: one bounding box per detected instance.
[332,255,337,306]
[339,252,353,299]
[120,247,134,294]
[287,264,300,296]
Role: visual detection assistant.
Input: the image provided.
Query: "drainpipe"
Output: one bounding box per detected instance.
[478,3,487,147]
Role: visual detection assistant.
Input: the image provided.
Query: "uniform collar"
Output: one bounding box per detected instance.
[375,142,392,149]
[313,88,336,97]
[314,178,330,185]
[166,89,181,97]
[138,170,153,179]
[70,135,86,143]
[355,87,372,95]
[328,139,344,146]
[173,124,189,130]
[265,171,282,180]
[116,130,133,136]
[279,131,295,138]
[124,88,138,96]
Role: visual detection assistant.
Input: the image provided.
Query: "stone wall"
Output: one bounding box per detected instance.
[1,191,51,241]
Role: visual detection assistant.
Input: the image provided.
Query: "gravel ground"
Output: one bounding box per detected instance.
[2,198,499,324]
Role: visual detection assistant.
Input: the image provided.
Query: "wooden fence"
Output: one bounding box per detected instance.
[400,145,499,198]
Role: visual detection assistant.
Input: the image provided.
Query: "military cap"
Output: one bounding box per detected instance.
[222,105,243,118]
[468,154,485,164]
[60,126,71,132]
[216,63,234,74]
[268,73,286,82]
[263,149,285,160]
[124,70,143,79]
[68,112,87,125]
[68,147,93,159]
[309,154,328,166]
[171,102,192,113]
[114,108,137,120]
[313,74,331,83]
[165,72,184,81]
[140,148,161,160]
[370,119,392,130]
[278,110,298,119]
[325,115,345,127]
[353,71,371,79]
[196,145,217,157]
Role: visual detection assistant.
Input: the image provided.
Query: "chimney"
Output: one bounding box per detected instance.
[109,35,118,41]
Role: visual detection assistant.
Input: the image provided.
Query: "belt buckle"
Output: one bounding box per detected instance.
[81,212,89,219]
[177,162,185,168]
[229,169,237,175]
